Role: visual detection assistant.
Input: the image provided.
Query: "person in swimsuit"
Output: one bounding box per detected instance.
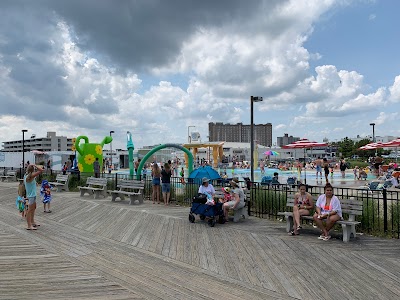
[151,163,161,204]
[313,183,342,241]
[289,184,314,235]
[323,158,330,183]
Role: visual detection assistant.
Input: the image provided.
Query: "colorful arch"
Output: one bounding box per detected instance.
[136,144,194,180]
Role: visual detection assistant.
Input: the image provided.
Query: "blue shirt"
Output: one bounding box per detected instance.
[24,174,37,198]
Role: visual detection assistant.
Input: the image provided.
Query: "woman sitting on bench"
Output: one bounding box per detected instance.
[223,178,245,222]
[313,183,342,241]
[290,183,314,236]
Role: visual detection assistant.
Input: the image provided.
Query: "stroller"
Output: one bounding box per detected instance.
[188,194,225,227]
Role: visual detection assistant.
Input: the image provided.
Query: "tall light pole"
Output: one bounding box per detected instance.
[22,129,28,175]
[370,123,376,156]
[188,126,195,143]
[250,96,263,183]
[109,130,114,170]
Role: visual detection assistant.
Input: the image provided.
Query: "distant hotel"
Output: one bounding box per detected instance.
[208,122,272,147]
[277,133,300,147]
[1,132,73,152]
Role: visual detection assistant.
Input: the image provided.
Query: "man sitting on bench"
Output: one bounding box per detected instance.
[223,178,245,222]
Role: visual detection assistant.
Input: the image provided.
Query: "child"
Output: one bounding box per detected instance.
[40,180,52,213]
[353,166,359,179]
[180,167,185,184]
[219,187,232,203]
[16,181,27,218]
[330,167,334,178]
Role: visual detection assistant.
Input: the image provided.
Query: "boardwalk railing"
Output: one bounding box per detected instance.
[51,171,400,239]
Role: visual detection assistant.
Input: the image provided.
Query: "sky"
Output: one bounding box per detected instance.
[0,0,399,150]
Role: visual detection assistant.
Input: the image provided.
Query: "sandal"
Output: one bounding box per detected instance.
[297,225,302,230]
[289,230,296,236]
[317,235,325,240]
[323,235,331,241]
[32,224,40,227]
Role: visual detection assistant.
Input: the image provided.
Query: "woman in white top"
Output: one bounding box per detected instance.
[313,183,342,241]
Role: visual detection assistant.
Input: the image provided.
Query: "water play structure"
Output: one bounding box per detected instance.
[75,135,113,173]
[126,131,134,178]
[136,144,195,180]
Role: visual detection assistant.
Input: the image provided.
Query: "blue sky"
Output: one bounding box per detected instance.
[0,0,399,150]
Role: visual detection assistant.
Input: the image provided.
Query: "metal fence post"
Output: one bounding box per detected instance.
[115,172,118,190]
[383,188,388,233]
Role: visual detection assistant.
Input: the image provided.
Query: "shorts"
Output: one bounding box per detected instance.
[162,183,170,193]
[28,197,36,205]
[225,200,244,210]
[316,165,322,172]
[152,178,160,186]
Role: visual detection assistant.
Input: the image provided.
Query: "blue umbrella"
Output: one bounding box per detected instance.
[188,166,221,184]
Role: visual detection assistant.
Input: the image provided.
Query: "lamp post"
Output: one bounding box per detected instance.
[22,129,28,175]
[250,96,263,183]
[109,130,114,170]
[188,126,195,143]
[370,123,376,156]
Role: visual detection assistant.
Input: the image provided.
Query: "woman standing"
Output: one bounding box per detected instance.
[290,184,313,235]
[161,162,172,205]
[151,163,161,204]
[24,164,44,230]
[313,183,342,241]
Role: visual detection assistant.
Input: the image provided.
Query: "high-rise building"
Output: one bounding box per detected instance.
[277,133,300,147]
[1,132,73,152]
[208,122,272,147]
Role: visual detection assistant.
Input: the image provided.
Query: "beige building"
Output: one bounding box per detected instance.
[208,122,272,147]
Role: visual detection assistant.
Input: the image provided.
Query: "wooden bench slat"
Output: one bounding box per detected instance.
[111,179,144,205]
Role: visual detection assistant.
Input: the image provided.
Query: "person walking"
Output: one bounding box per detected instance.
[315,157,322,179]
[24,164,44,230]
[93,157,100,178]
[339,159,347,178]
[161,162,172,205]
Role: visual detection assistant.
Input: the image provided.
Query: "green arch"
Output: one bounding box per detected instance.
[136,143,194,180]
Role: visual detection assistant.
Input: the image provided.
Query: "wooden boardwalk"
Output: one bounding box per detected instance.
[0,182,399,299]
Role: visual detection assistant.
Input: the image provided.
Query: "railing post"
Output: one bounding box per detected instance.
[115,172,118,190]
[383,188,388,233]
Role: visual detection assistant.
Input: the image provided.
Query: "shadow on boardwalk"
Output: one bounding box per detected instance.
[0,182,399,300]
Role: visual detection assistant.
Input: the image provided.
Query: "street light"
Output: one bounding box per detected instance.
[22,129,28,175]
[110,131,114,170]
[188,126,195,143]
[250,96,263,183]
[370,123,376,156]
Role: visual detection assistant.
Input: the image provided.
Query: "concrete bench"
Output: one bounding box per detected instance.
[0,170,17,182]
[214,189,250,222]
[278,196,362,242]
[49,174,70,192]
[110,179,145,205]
[79,177,108,199]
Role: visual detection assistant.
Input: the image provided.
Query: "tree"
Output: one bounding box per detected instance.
[337,137,355,158]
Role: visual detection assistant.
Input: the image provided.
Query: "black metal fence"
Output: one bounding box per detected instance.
[11,166,398,239]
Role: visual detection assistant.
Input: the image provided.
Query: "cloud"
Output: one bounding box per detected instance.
[369,14,376,21]
[389,75,400,102]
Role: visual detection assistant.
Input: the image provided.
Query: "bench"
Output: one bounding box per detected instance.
[278,196,363,243]
[49,174,70,192]
[79,177,108,199]
[110,179,145,205]
[214,189,250,222]
[0,170,17,182]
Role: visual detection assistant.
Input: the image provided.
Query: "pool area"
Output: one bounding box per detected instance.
[117,167,375,185]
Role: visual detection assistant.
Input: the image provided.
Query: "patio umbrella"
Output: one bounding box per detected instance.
[264,150,279,156]
[282,139,328,184]
[382,138,400,162]
[188,165,222,185]
[358,142,384,150]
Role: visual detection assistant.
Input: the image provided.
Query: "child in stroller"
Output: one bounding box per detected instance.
[189,193,225,227]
